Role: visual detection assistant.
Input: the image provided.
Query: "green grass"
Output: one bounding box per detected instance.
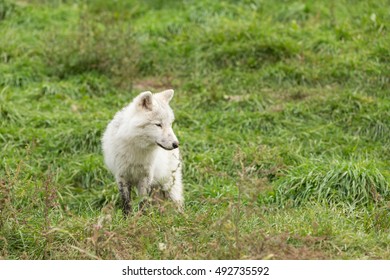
[0,0,389,259]
[275,159,389,207]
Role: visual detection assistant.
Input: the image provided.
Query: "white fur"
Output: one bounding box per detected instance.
[102,89,183,213]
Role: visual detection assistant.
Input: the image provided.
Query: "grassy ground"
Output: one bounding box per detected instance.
[0,0,389,259]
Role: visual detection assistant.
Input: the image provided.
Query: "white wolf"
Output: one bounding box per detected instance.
[102,89,183,215]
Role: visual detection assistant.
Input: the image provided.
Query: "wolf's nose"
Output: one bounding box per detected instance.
[172,141,179,149]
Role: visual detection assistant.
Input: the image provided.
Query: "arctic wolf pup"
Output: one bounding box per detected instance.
[102,89,183,215]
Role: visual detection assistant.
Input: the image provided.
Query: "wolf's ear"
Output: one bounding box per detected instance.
[158,89,174,103]
[137,91,153,110]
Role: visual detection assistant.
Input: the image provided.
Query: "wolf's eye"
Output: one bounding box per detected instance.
[155,123,162,128]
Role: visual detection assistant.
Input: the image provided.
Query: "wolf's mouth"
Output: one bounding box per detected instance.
[156,142,174,151]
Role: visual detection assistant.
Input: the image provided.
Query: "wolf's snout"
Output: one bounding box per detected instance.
[156,140,179,150]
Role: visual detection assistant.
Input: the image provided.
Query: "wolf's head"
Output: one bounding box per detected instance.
[130,89,179,151]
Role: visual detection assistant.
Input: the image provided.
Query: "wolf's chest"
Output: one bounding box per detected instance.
[120,162,150,182]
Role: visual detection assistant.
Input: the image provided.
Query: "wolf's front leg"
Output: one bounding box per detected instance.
[137,177,151,211]
[168,186,184,213]
[165,172,184,212]
[118,180,132,216]
[167,164,184,212]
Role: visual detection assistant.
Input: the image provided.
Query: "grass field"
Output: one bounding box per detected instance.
[0,0,389,259]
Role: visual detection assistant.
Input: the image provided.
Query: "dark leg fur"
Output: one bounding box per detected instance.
[119,181,132,216]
